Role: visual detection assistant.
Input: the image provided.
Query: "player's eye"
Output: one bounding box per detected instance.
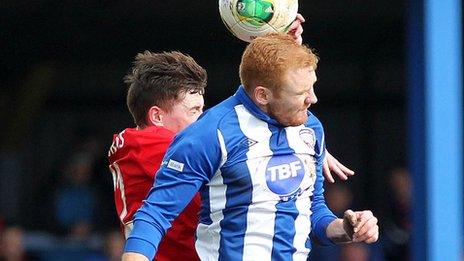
[191,107,202,114]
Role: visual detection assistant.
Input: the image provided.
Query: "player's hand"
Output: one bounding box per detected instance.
[343,210,379,244]
[287,13,305,45]
[323,150,355,183]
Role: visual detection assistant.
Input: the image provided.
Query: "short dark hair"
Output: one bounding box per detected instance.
[125,51,207,127]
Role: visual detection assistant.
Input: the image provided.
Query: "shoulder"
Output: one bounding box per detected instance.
[108,126,174,161]
[142,126,175,141]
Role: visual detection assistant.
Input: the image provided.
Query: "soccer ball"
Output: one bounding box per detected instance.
[219,0,298,42]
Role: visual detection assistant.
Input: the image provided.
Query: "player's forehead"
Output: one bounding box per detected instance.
[179,91,204,108]
[281,67,316,92]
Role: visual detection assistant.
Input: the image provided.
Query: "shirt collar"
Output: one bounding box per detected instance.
[234,85,281,126]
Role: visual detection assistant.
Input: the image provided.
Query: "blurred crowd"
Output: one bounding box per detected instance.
[0,137,412,261]
[0,138,124,260]
[309,167,411,261]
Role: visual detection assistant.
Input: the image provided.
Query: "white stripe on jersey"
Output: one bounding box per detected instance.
[235,105,276,260]
[109,162,128,223]
[293,192,312,260]
[286,126,316,259]
[196,130,228,261]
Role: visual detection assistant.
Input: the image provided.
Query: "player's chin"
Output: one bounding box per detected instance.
[298,113,308,124]
[286,117,307,126]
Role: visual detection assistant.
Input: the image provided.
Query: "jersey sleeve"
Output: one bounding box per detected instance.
[307,113,337,246]
[124,123,223,260]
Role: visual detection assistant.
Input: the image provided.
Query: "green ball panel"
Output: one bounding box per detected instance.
[237,0,274,25]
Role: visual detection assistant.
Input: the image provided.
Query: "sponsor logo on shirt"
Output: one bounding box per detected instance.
[167,159,184,172]
[265,155,305,201]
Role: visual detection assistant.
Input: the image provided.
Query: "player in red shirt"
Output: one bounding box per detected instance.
[108,51,206,261]
[111,17,354,261]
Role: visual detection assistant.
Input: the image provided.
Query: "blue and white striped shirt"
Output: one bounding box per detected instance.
[125,86,337,260]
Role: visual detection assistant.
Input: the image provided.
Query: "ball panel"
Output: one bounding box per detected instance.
[219,0,298,43]
[237,0,274,25]
[231,20,274,42]
[219,0,239,27]
[267,0,298,32]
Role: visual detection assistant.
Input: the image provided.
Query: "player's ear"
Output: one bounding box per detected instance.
[147,106,164,126]
[254,86,271,106]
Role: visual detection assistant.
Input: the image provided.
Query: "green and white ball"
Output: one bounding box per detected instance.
[219,0,299,42]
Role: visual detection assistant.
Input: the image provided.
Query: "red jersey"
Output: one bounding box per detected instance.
[108,126,200,261]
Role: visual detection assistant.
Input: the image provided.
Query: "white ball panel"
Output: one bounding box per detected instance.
[219,0,299,43]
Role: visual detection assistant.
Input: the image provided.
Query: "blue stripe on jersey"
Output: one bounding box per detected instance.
[305,225,312,250]
[217,109,252,260]
[199,184,212,225]
[272,200,299,260]
[198,95,239,227]
[267,125,298,259]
